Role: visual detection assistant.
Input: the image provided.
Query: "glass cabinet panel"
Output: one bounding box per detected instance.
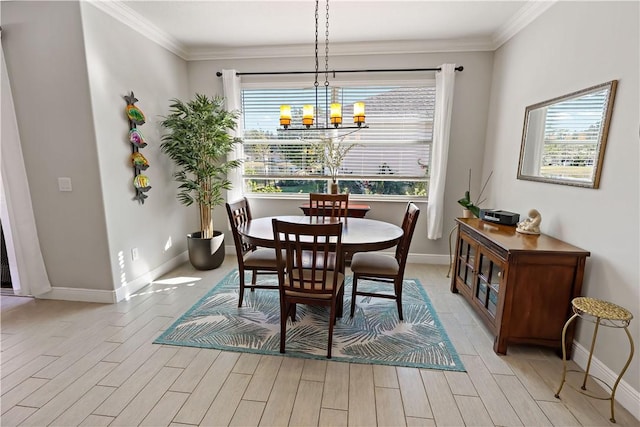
[474,249,503,318]
[456,236,476,290]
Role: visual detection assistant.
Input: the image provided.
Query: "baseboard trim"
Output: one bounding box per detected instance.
[38,252,189,304]
[114,251,189,302]
[571,341,640,421]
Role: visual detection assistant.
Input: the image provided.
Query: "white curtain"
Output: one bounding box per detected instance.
[1,46,52,296]
[221,69,244,203]
[427,64,457,239]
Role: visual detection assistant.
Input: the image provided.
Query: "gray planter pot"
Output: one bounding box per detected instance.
[187,231,225,270]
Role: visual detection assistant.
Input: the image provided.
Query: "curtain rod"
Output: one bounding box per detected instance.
[215,66,463,77]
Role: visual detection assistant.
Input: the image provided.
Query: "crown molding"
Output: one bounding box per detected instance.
[86,0,189,60]
[90,1,552,62]
[187,38,495,61]
[492,1,557,49]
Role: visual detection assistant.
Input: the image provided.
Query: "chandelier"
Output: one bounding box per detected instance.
[279,0,367,131]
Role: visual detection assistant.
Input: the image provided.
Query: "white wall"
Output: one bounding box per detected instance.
[2,1,194,299]
[187,51,495,258]
[2,1,113,291]
[484,1,639,393]
[80,3,193,298]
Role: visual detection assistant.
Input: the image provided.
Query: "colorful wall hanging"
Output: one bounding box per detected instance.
[124,91,151,203]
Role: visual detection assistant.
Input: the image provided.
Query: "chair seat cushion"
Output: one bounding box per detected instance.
[243,248,278,268]
[285,271,344,299]
[350,252,399,275]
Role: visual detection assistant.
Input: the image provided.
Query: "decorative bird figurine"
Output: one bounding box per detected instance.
[124,91,145,125]
[133,174,151,203]
[131,152,149,171]
[129,128,147,148]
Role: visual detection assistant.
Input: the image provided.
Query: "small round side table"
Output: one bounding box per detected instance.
[554,297,634,423]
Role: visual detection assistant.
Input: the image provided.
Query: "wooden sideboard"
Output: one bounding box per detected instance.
[451,218,590,356]
[299,203,371,218]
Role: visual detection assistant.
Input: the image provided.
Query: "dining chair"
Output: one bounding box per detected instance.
[272,219,345,359]
[349,202,420,321]
[309,193,349,219]
[226,197,279,307]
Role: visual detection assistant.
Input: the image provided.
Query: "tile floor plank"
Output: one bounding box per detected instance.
[302,359,327,382]
[93,347,178,417]
[444,371,477,396]
[373,365,399,388]
[140,391,189,427]
[397,366,432,419]
[2,405,38,426]
[405,416,436,426]
[494,373,552,426]
[49,385,114,427]
[233,352,262,375]
[102,316,174,363]
[319,408,348,427]
[1,355,57,395]
[243,355,283,402]
[165,346,201,369]
[460,354,522,426]
[200,372,251,427]
[322,360,349,411]
[0,378,48,415]
[173,351,240,425]
[229,400,266,427]
[537,400,581,426]
[79,414,114,426]
[348,363,377,426]
[23,342,118,407]
[454,395,494,427]
[110,366,182,426]
[170,348,220,393]
[1,260,637,427]
[98,342,161,387]
[420,370,464,426]
[259,357,304,426]
[375,386,406,427]
[19,361,116,427]
[289,379,323,427]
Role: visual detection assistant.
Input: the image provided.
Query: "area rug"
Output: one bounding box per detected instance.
[154,269,464,371]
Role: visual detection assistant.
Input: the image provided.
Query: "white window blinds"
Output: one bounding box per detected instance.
[241,83,434,196]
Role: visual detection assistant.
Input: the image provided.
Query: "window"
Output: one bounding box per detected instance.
[241,81,434,198]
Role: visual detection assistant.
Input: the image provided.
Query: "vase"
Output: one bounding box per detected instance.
[330,182,339,194]
[462,208,473,218]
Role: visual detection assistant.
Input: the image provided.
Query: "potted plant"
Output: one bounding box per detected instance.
[312,136,359,193]
[160,94,241,270]
[457,169,492,218]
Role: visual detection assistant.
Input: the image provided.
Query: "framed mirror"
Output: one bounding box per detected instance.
[517,80,617,188]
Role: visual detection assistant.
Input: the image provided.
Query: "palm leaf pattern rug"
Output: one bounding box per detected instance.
[154,269,464,371]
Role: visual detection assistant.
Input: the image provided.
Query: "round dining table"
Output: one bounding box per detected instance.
[237,215,403,253]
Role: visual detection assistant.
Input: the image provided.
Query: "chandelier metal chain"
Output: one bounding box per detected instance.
[314,0,320,89]
[279,0,367,131]
[324,0,330,89]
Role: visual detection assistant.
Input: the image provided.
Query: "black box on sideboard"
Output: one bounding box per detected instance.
[479,209,520,226]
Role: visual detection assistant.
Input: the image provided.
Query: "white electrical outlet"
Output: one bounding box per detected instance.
[58,177,73,192]
[131,248,139,261]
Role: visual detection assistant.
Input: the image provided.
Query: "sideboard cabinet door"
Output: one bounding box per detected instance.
[451,218,589,356]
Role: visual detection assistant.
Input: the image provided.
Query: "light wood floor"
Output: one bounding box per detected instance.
[1,258,637,426]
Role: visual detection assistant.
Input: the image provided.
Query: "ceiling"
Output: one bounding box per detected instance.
[100,1,555,60]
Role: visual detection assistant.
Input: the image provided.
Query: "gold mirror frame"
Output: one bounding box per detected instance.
[517,80,617,188]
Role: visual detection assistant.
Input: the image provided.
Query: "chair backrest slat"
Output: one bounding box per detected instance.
[395,202,420,274]
[226,197,254,257]
[309,193,349,220]
[273,219,343,296]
